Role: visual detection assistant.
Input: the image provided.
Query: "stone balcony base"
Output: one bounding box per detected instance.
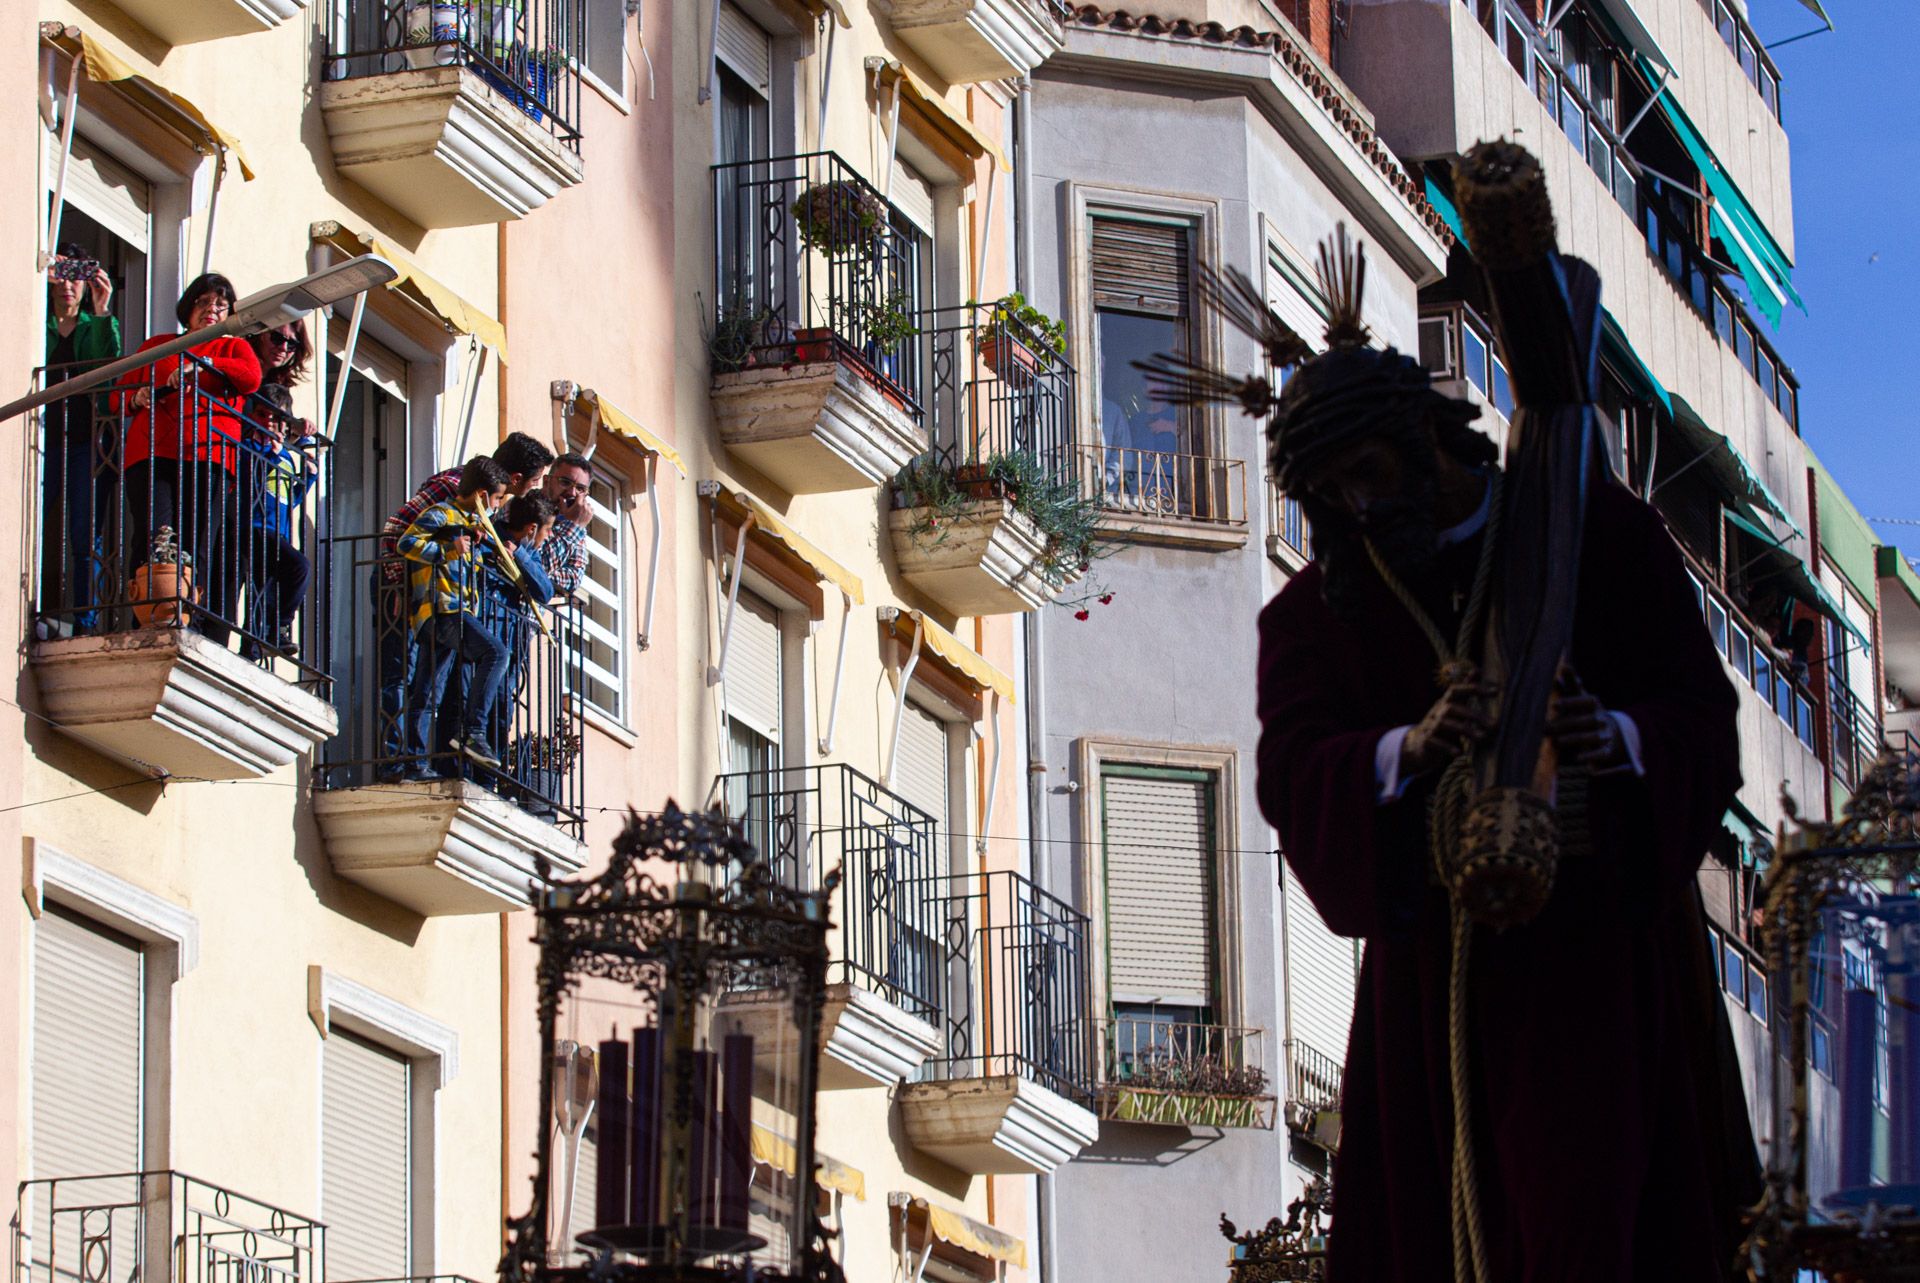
[31,628,338,780]
[888,499,1061,615]
[719,982,942,1091]
[898,1074,1099,1174]
[711,361,925,494]
[875,0,1065,82]
[311,778,588,915]
[115,0,303,42]
[320,67,584,228]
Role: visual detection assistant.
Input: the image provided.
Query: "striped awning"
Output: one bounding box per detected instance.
[894,1195,1027,1268]
[708,484,866,605]
[881,62,1011,174]
[892,610,1016,704]
[748,1125,866,1202]
[575,388,685,477]
[311,222,508,358]
[45,27,255,179]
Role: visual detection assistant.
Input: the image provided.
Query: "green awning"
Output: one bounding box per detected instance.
[1723,505,1866,645]
[1600,310,1672,418]
[1424,173,1466,246]
[1807,448,1880,605]
[1639,56,1803,327]
[1668,392,1800,534]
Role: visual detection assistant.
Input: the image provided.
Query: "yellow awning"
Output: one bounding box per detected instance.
[886,63,1011,175]
[901,610,1016,704]
[311,223,509,359]
[899,1197,1027,1269]
[577,388,686,477]
[748,1124,867,1202]
[809,0,852,28]
[718,487,866,604]
[47,29,256,180]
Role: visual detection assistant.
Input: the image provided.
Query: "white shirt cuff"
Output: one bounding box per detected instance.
[1604,710,1646,777]
[1375,725,1414,803]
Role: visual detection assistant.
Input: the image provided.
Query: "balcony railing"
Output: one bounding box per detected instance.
[314,537,587,836]
[913,870,1095,1103]
[710,152,928,417]
[1283,1038,1343,1151]
[15,1171,323,1283]
[1098,1015,1275,1129]
[33,356,332,692]
[323,0,585,153]
[1075,444,1246,527]
[709,763,945,1024]
[918,303,1077,489]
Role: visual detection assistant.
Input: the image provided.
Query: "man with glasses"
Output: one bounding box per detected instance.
[540,453,594,598]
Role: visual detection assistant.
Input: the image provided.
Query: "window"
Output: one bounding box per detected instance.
[33,906,145,1180]
[721,590,783,860]
[1462,323,1491,395]
[1090,215,1197,498]
[1747,965,1769,1025]
[1757,353,1777,405]
[577,0,628,97]
[1490,352,1514,419]
[1101,767,1217,1026]
[1723,941,1746,1007]
[1708,599,1728,655]
[323,1031,412,1279]
[1733,321,1753,375]
[1752,649,1772,707]
[1713,291,1734,346]
[1418,314,1455,378]
[714,9,771,316]
[563,456,628,722]
[892,700,952,839]
[1728,627,1751,684]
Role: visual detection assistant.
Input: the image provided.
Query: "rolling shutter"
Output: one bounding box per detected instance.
[1091,217,1190,317]
[715,2,772,92]
[1283,863,1358,1065]
[564,1127,599,1251]
[49,134,151,255]
[889,159,935,237]
[1103,772,1214,1007]
[893,702,949,833]
[32,907,143,1179]
[323,1031,411,1281]
[725,591,782,740]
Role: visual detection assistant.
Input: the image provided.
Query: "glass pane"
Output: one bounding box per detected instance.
[1560,88,1584,150]
[1708,925,1723,982]
[1587,127,1610,182]
[1796,694,1814,747]
[1096,309,1187,507]
[1462,325,1490,394]
[1758,353,1777,402]
[1691,264,1710,314]
[1614,155,1637,216]
[1762,68,1779,117]
[1714,291,1734,345]
[1491,355,1514,419]
[1782,381,1797,428]
[1505,15,1529,77]
[1739,36,1758,86]
[1717,5,1736,49]
[1725,945,1747,1005]
[1734,321,1753,371]
[1776,670,1796,724]
[1418,314,1453,376]
[1688,571,1706,615]
[1747,967,1768,1023]
[1811,1023,1831,1076]
[1730,627,1751,682]
[1752,650,1772,707]
[1708,599,1728,654]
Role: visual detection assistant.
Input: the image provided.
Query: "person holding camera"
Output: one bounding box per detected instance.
[41,245,120,634]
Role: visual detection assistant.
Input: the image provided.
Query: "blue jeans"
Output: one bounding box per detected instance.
[405,612,508,761]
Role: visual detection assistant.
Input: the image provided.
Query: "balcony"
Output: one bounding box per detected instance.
[1074,444,1247,547]
[30,361,338,779]
[888,303,1083,614]
[897,871,1099,1175]
[1283,1038,1343,1154]
[114,0,303,43]
[874,0,1067,83]
[310,536,588,916]
[711,764,944,1089]
[319,0,585,227]
[16,1172,321,1283]
[1098,1015,1275,1130]
[1263,478,1313,574]
[708,153,927,494]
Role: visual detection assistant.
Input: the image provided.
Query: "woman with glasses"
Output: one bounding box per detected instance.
[236,321,325,659]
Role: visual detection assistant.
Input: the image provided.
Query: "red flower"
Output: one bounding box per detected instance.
[1098,594,1113,605]
[1074,609,1091,621]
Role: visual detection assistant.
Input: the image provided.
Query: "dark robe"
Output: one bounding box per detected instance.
[1256,479,1762,1282]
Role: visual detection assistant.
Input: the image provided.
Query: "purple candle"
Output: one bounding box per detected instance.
[630,1026,662,1229]
[717,1033,755,1232]
[1839,987,1877,1190]
[593,1039,629,1233]
[686,1049,718,1226]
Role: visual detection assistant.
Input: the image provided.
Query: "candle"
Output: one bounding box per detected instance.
[593,1039,629,1234]
[717,1033,755,1232]
[1839,986,1877,1191]
[686,1049,718,1226]
[630,1026,662,1230]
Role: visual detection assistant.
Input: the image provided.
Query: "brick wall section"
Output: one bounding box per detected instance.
[1275,0,1334,62]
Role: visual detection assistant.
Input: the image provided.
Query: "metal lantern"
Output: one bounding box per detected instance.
[500,805,844,1283]
[1221,1178,1330,1283]
[1745,745,1920,1281]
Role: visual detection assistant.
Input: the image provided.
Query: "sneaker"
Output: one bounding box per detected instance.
[451,736,501,769]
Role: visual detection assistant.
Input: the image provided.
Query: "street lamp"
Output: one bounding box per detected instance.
[501,804,845,1283]
[1,254,397,421]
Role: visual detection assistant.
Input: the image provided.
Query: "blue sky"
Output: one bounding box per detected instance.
[1750,0,1918,546]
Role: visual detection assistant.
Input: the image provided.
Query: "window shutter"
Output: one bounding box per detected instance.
[1091,218,1190,317]
[32,907,143,1179]
[1283,863,1357,1064]
[565,1126,599,1250]
[50,134,151,255]
[323,1031,411,1281]
[715,2,772,92]
[889,159,935,237]
[892,701,949,833]
[725,591,782,740]
[1102,773,1213,1007]
[563,464,627,722]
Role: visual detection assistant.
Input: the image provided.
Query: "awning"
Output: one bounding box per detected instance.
[889,610,1016,704]
[45,28,256,180]
[1807,448,1879,605]
[883,62,1011,174]
[1586,0,1674,75]
[1639,57,1802,326]
[1723,506,1866,645]
[575,388,685,476]
[1876,545,1920,696]
[311,222,508,359]
[1422,173,1466,245]
[1599,310,1673,419]
[748,1124,866,1202]
[1790,0,1833,30]
[807,0,852,27]
[895,1195,1027,1269]
[710,484,866,604]
[1666,393,1799,534]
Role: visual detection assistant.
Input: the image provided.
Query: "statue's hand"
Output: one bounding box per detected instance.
[1548,665,1625,770]
[1404,679,1498,777]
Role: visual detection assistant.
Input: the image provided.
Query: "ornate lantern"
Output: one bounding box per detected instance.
[501,805,845,1283]
[1220,1178,1329,1282]
[1744,745,1920,1281]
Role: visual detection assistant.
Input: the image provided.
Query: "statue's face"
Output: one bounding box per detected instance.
[1305,428,1439,574]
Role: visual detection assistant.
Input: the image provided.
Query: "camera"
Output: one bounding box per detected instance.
[50,257,100,283]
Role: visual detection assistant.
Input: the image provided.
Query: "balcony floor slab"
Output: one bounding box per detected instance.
[114,0,304,42]
[711,361,925,494]
[875,0,1065,82]
[720,982,942,1091]
[888,499,1059,615]
[898,1074,1098,1174]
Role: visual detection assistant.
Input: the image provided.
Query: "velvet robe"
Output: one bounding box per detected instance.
[1256,480,1762,1282]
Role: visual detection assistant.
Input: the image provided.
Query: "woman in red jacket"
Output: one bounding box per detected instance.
[115,274,261,641]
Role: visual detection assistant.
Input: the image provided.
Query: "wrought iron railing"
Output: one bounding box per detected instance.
[14,1171,323,1283]
[323,0,586,153]
[913,870,1095,1104]
[708,763,946,1024]
[1075,444,1246,527]
[916,303,1076,488]
[1829,684,1881,794]
[314,536,587,837]
[1284,1038,1343,1151]
[709,152,928,417]
[32,357,332,694]
[1098,1015,1274,1128]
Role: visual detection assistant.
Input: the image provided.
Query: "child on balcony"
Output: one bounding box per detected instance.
[238,384,320,661]
[397,454,512,774]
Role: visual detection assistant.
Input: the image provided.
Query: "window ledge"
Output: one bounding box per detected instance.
[576,60,631,116]
[1095,512,1249,552]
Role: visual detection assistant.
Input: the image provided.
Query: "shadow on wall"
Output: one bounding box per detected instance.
[1071,1120,1229,1166]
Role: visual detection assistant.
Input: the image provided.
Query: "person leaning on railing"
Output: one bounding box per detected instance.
[112,273,262,644]
[477,490,558,780]
[40,243,120,636]
[236,320,325,661]
[538,451,593,596]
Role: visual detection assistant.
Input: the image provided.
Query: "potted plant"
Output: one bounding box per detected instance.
[709,301,784,374]
[130,526,196,628]
[976,293,1066,380]
[857,288,919,404]
[402,0,466,68]
[790,179,887,256]
[508,718,581,821]
[522,44,568,121]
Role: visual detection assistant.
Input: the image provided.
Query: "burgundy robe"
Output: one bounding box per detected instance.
[1256,481,1761,1282]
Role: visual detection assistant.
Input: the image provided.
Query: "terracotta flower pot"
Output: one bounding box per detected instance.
[979,332,1042,381]
[130,561,196,628]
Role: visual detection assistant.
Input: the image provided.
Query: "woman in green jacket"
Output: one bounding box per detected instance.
[41,243,120,634]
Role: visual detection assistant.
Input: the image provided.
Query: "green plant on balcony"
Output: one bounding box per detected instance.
[790,179,887,255]
[976,292,1066,367]
[708,299,783,374]
[891,450,1103,591]
[1106,1053,1274,1129]
[858,288,920,354]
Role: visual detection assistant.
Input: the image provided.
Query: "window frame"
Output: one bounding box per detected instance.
[562,438,632,727]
